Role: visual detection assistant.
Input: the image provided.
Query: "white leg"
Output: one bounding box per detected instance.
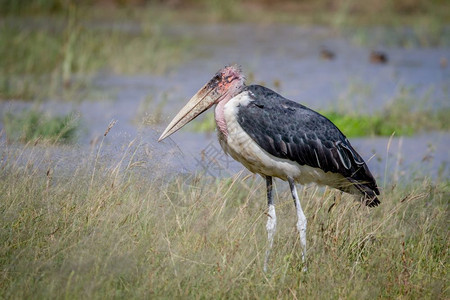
[264,176,276,273]
[288,177,307,271]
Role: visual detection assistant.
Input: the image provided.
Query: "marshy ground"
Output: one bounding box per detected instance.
[0,0,449,298]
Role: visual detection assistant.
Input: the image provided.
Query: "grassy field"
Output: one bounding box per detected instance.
[0,140,448,299]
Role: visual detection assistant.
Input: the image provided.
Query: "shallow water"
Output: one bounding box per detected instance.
[1,23,449,183]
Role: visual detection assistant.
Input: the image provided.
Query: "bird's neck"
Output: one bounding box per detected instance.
[214,99,228,137]
[214,85,246,138]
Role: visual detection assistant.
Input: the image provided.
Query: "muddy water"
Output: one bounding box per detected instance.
[1,23,449,183]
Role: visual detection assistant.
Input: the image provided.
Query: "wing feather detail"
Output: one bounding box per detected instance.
[237,85,380,205]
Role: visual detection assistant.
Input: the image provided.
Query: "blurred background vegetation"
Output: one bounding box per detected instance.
[1,0,449,19]
[2,0,448,100]
[1,0,442,24]
[1,0,449,141]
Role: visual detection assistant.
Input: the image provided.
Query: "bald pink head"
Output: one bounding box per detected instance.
[212,64,246,103]
[158,64,246,141]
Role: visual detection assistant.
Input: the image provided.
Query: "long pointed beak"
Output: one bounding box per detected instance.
[158,81,220,142]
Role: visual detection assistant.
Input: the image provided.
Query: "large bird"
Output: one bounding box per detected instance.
[158,65,380,271]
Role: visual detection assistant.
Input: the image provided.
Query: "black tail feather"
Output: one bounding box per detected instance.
[347,177,380,207]
[364,193,380,207]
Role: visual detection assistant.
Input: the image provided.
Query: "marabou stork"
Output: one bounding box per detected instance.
[158,65,380,271]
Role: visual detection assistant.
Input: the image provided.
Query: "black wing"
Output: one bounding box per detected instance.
[237,85,380,206]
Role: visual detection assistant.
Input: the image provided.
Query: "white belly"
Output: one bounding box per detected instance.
[218,92,349,188]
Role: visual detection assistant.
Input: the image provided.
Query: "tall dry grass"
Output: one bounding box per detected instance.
[0,138,448,298]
